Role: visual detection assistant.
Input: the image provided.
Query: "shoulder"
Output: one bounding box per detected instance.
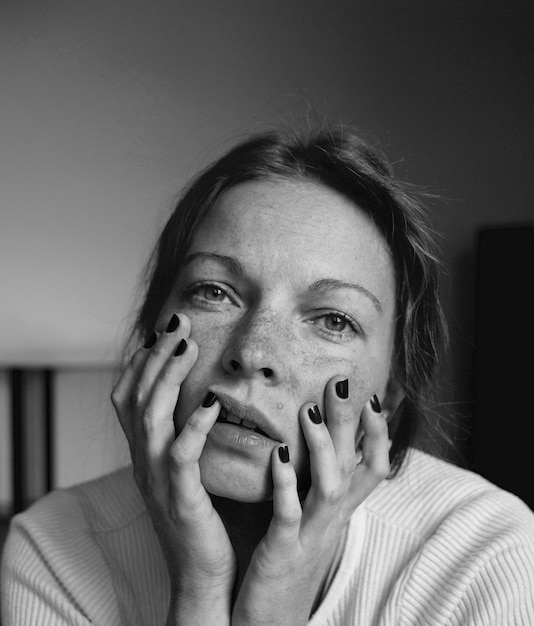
[367,448,534,541]
[1,467,144,624]
[362,449,534,622]
[2,465,147,589]
[11,464,144,538]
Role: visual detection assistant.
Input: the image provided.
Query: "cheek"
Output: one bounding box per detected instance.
[172,320,228,425]
[300,351,386,409]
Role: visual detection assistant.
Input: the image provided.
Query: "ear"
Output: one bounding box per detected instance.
[381,375,405,421]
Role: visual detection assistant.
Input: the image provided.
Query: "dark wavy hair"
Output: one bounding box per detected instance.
[130,125,448,475]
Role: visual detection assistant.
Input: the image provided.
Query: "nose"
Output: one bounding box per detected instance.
[221,308,287,383]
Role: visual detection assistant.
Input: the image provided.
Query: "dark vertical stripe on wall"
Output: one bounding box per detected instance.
[44,369,54,492]
[9,368,55,514]
[11,369,25,515]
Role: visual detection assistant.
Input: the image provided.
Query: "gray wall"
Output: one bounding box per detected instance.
[1,1,533,506]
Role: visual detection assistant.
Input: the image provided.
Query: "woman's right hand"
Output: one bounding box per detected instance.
[111,313,235,625]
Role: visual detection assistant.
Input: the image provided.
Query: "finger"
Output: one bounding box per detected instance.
[359,396,390,474]
[168,391,222,508]
[299,404,345,534]
[346,396,390,509]
[129,316,191,446]
[111,313,191,444]
[323,376,360,474]
[133,313,192,409]
[266,445,301,548]
[111,340,155,445]
[139,338,199,487]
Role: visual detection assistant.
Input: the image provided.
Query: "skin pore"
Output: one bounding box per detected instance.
[156,177,398,503]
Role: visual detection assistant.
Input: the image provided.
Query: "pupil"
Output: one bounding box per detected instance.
[206,286,223,300]
[326,314,346,331]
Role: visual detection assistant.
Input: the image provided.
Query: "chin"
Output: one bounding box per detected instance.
[199,456,274,503]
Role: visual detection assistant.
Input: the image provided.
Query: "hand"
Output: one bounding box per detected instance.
[111,314,235,625]
[232,376,390,626]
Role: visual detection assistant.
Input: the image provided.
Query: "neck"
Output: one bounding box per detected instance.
[210,495,273,591]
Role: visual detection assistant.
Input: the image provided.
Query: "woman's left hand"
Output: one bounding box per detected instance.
[232,376,390,626]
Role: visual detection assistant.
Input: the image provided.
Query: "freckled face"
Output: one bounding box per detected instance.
[157,178,397,502]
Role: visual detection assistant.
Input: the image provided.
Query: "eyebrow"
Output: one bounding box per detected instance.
[183,252,245,276]
[183,252,383,313]
[308,278,383,313]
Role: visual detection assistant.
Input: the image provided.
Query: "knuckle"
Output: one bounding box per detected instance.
[141,409,157,436]
[110,388,121,410]
[368,458,390,480]
[132,382,146,408]
[159,367,181,387]
[320,484,344,506]
[277,508,302,529]
[378,461,391,479]
[276,473,297,491]
[332,407,354,425]
[183,415,205,435]
[150,340,166,357]
[168,440,191,467]
[339,456,359,481]
[373,415,389,436]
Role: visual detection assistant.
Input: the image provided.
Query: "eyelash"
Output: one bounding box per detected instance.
[308,310,362,341]
[186,281,238,306]
[185,282,361,341]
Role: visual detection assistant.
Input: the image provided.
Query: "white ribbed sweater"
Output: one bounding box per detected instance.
[2,449,533,625]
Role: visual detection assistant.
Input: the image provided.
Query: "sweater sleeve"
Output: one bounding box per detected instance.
[1,490,122,626]
[453,542,534,625]
[391,489,534,626]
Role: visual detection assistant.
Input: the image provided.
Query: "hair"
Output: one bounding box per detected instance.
[129,124,448,475]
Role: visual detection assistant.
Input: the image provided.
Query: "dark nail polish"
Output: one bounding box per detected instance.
[174,338,187,356]
[166,313,180,333]
[335,379,349,399]
[308,405,322,424]
[370,394,381,413]
[202,392,217,408]
[278,445,290,463]
[144,332,157,349]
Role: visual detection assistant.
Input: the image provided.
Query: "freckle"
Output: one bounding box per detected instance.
[277,402,284,410]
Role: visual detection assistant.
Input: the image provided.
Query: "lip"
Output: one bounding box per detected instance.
[210,390,282,443]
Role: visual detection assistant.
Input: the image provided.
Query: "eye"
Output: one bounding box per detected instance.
[308,309,361,341]
[186,281,236,306]
[200,284,227,302]
[323,313,348,332]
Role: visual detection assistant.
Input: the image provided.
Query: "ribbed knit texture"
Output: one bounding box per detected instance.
[2,448,533,625]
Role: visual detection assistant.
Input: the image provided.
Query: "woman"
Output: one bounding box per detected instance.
[2,126,534,625]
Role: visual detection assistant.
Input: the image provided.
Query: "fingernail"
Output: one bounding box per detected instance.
[278,445,290,463]
[166,313,180,333]
[174,338,187,356]
[144,332,157,349]
[335,379,349,399]
[370,394,381,413]
[308,405,322,424]
[202,391,218,408]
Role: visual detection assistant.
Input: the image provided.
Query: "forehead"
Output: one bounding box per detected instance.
[188,178,396,305]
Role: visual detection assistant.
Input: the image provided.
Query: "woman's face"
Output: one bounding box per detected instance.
[157,178,398,502]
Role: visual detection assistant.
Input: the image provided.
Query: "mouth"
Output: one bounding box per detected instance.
[216,406,271,438]
[213,392,281,442]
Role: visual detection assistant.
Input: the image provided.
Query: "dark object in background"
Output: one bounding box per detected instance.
[472,225,534,510]
[10,369,55,515]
